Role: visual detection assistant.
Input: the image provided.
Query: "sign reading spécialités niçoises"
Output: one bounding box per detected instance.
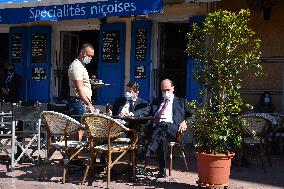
[0,0,162,24]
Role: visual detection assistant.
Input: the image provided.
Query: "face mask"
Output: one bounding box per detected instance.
[264,97,270,104]
[124,91,132,100]
[82,56,91,64]
[162,91,172,100]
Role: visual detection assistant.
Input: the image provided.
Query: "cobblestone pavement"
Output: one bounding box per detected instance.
[0,150,284,189]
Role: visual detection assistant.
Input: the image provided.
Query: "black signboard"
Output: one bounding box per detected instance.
[134,65,146,79]
[32,67,46,80]
[11,33,22,63]
[31,33,47,63]
[135,28,147,61]
[101,30,120,62]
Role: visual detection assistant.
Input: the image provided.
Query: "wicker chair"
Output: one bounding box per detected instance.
[81,114,138,189]
[242,115,272,172]
[38,111,85,183]
[269,113,284,158]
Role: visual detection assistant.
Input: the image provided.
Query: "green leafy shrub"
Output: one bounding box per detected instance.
[186,9,262,154]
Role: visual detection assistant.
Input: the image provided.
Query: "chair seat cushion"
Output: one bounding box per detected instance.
[243,137,262,144]
[93,143,130,152]
[52,141,85,150]
[113,137,131,143]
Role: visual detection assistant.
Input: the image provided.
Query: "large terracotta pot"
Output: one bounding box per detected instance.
[195,152,235,187]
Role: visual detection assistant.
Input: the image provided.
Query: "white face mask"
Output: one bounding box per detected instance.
[124,91,132,100]
[162,91,172,100]
[264,97,270,104]
[82,56,91,64]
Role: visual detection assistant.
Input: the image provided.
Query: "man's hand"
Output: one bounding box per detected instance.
[178,120,188,133]
[87,104,95,113]
[119,111,134,117]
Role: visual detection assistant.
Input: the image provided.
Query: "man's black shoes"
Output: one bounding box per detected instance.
[157,168,167,178]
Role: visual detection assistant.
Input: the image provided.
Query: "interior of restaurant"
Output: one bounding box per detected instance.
[158,22,189,99]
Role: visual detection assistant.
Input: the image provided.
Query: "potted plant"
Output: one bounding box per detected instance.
[186,9,262,187]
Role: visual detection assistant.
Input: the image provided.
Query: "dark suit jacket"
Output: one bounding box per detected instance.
[112,97,148,116]
[137,96,189,134]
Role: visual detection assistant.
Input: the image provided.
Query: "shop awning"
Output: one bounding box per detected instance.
[0,0,163,24]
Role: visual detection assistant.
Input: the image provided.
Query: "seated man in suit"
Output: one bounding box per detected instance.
[109,81,148,119]
[137,79,189,178]
[0,64,20,103]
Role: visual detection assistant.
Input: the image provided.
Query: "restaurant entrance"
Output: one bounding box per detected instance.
[59,30,99,101]
[159,23,189,99]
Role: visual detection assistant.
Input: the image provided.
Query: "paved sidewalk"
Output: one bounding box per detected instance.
[0,151,283,189]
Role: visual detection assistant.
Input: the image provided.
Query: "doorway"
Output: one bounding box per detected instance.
[159,23,189,98]
[0,33,9,63]
[59,30,99,100]
[0,33,9,89]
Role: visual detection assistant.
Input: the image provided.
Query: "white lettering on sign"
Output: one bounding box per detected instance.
[30,5,86,21]
[90,1,136,17]
[29,1,137,21]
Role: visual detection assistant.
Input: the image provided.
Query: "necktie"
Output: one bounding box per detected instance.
[6,74,12,87]
[129,100,134,112]
[155,99,169,126]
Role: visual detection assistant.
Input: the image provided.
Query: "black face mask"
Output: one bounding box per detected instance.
[8,69,14,73]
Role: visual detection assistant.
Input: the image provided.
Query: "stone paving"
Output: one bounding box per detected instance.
[0,150,284,189]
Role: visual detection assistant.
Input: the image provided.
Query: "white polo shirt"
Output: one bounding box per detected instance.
[68,58,92,101]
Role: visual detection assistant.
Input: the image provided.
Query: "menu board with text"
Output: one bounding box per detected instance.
[134,65,146,79]
[135,28,147,61]
[101,30,120,62]
[11,33,22,63]
[31,33,47,63]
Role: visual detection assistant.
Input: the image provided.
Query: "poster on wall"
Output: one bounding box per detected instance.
[31,33,47,63]
[11,33,22,63]
[134,65,146,79]
[32,67,46,80]
[135,28,147,61]
[101,30,120,62]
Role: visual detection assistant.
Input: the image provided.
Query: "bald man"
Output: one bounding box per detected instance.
[137,79,189,178]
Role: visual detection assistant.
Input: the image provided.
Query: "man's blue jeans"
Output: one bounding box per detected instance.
[68,98,88,122]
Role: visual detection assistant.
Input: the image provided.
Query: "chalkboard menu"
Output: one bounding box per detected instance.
[101,30,120,62]
[31,33,47,63]
[134,65,146,79]
[32,67,46,80]
[135,28,147,61]
[11,33,22,63]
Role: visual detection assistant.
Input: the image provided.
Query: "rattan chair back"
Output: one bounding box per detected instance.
[243,115,271,136]
[81,113,128,140]
[41,111,84,136]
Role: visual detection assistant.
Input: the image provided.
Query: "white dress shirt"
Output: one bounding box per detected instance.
[157,96,174,123]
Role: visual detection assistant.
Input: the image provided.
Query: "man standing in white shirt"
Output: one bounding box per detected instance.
[68,43,95,140]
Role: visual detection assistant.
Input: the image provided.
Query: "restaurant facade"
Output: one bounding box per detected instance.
[2,0,283,113]
[0,0,210,105]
